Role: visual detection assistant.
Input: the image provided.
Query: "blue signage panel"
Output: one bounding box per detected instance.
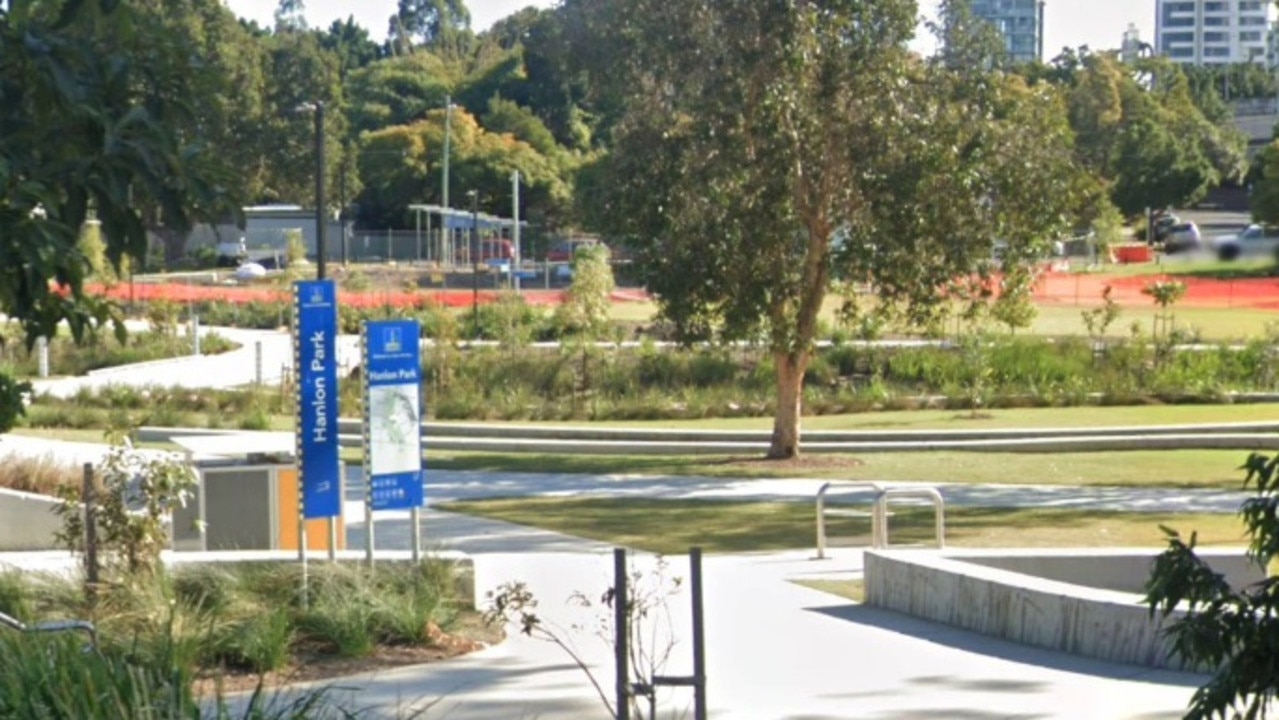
[363,319,424,511]
[295,280,341,519]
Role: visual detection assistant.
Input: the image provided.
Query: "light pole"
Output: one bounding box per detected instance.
[442,96,456,266]
[442,96,453,210]
[297,101,328,280]
[468,190,480,339]
[511,170,521,292]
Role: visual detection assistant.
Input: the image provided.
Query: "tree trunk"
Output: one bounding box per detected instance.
[769,351,808,459]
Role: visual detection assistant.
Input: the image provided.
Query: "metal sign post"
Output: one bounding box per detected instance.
[363,319,426,563]
[294,280,342,604]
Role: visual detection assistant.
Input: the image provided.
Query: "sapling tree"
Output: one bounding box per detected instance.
[1142,279,1187,367]
[1142,279,1187,341]
[554,245,616,404]
[1146,451,1279,719]
[55,438,199,583]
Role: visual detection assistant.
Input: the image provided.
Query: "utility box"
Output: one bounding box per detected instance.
[171,434,345,553]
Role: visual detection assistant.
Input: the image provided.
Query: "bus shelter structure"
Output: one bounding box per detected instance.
[407,204,524,269]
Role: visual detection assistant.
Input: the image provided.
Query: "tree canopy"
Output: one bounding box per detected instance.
[0,0,232,343]
[571,0,1085,457]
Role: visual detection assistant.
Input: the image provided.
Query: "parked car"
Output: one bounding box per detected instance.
[1151,213,1181,243]
[547,237,609,263]
[1215,224,1279,261]
[465,238,513,263]
[1161,222,1201,253]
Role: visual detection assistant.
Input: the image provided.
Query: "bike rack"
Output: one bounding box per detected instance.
[874,486,945,551]
[0,610,97,647]
[815,482,945,558]
[815,482,883,559]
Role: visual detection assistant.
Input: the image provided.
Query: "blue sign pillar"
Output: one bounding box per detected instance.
[294,280,341,519]
[363,319,424,511]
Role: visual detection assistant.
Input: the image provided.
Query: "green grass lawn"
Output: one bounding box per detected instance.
[794,579,864,603]
[437,497,1248,555]
[554,403,1279,431]
[1030,305,1276,341]
[424,448,1249,489]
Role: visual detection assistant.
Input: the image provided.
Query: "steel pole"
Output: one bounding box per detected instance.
[315,101,327,281]
[442,96,451,211]
[512,170,521,292]
[471,192,480,338]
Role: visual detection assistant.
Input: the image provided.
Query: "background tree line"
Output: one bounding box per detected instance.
[0,0,1257,460]
[22,0,1251,257]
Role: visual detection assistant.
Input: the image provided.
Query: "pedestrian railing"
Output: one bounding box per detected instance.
[815,482,945,558]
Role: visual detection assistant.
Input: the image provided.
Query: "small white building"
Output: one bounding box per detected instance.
[242,205,350,263]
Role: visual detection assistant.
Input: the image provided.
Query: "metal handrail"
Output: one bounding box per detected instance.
[874,487,945,550]
[815,482,883,559]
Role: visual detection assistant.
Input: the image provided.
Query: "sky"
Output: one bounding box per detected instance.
[224,0,1157,57]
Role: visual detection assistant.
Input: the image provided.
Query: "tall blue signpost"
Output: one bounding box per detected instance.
[294,280,341,535]
[362,318,425,562]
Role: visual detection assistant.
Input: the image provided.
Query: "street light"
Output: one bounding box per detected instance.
[442,96,455,210]
[296,101,328,280]
[468,190,480,338]
[442,96,457,267]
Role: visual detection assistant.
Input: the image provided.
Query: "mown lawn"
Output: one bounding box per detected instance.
[423,448,1251,489]
[437,497,1248,555]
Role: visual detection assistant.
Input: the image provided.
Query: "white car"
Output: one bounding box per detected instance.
[1215,224,1279,261]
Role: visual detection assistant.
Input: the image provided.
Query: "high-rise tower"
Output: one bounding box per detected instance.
[969,0,1046,64]
[1155,0,1276,65]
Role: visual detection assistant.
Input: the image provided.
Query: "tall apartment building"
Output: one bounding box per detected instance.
[1155,0,1277,65]
[969,0,1045,64]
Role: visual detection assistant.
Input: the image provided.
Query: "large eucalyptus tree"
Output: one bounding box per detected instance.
[573,0,1084,458]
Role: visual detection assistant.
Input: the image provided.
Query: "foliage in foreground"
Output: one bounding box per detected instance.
[0,631,359,720]
[1146,452,1279,719]
[0,560,464,685]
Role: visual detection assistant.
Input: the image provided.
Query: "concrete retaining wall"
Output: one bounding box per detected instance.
[863,549,1260,670]
[0,488,64,551]
[957,548,1264,594]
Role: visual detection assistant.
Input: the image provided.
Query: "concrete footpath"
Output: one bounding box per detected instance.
[0,488,1209,719]
[264,517,1205,720]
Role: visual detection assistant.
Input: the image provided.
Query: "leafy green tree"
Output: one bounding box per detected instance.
[482,96,560,156]
[1034,50,1245,219]
[274,0,308,32]
[555,245,615,338]
[346,52,453,135]
[388,0,471,55]
[1146,452,1279,720]
[1067,53,1125,173]
[356,108,571,229]
[1110,116,1211,217]
[1,0,226,341]
[319,17,386,79]
[0,0,230,429]
[1250,139,1279,226]
[573,0,1082,458]
[255,29,349,207]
